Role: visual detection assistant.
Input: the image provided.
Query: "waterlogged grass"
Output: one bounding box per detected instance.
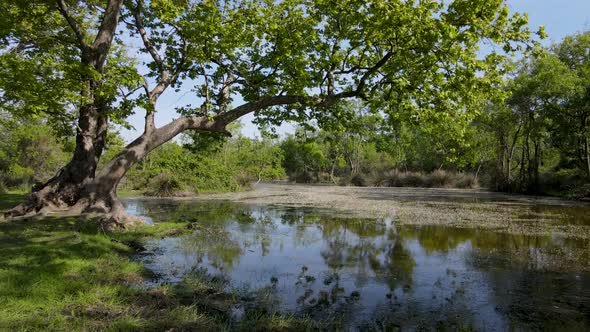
[0,199,319,331]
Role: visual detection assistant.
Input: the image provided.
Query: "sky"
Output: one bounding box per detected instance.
[118,0,590,143]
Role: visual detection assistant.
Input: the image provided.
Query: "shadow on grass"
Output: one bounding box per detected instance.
[0,192,25,212]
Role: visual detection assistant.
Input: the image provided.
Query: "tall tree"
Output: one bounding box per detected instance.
[1,0,541,226]
[551,32,590,177]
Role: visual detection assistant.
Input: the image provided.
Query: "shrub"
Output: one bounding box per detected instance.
[566,183,590,201]
[426,170,454,188]
[455,173,479,189]
[375,170,479,189]
[292,171,314,183]
[144,173,184,197]
[350,173,370,187]
[397,172,427,187]
[235,171,253,188]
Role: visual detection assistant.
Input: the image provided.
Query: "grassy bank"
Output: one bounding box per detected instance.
[0,194,318,331]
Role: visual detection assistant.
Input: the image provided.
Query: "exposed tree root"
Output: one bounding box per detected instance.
[4,184,147,230]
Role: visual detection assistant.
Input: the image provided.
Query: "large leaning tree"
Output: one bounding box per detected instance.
[1,0,543,226]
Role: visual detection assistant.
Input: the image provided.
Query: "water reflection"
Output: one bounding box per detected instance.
[128,199,590,330]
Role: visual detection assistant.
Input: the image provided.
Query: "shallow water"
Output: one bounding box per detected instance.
[126,199,590,330]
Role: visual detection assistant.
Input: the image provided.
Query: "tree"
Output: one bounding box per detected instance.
[0,119,71,188]
[1,0,541,226]
[550,32,590,178]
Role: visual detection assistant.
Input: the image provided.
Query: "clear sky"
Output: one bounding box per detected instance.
[119,0,590,142]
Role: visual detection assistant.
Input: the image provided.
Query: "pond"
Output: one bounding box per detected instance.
[125,198,590,330]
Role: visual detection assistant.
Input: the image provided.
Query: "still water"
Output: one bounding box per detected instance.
[125,199,590,330]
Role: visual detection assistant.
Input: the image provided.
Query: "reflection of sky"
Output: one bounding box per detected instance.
[118,1,590,143]
[134,201,590,330]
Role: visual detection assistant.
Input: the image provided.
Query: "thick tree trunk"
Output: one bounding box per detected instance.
[5,131,150,226]
[64,133,153,227]
[5,113,228,225]
[4,0,124,220]
[5,102,108,217]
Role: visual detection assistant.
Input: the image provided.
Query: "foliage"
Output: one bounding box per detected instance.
[124,134,286,195]
[144,173,185,197]
[2,0,588,202]
[472,31,590,195]
[0,119,70,189]
[125,143,241,194]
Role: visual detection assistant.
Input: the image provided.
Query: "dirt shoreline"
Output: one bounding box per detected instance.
[144,183,590,239]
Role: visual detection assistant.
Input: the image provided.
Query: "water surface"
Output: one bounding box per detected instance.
[126,199,590,330]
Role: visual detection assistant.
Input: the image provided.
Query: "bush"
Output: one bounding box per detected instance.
[455,173,479,189]
[404,172,426,187]
[350,173,370,187]
[426,170,454,188]
[375,170,479,189]
[566,183,590,201]
[235,171,253,188]
[292,171,314,183]
[144,173,184,197]
[124,143,244,194]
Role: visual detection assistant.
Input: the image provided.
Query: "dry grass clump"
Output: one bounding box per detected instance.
[375,170,479,189]
[144,173,184,197]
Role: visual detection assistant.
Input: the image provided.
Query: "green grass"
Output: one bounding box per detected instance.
[0,217,220,331]
[0,192,26,211]
[0,195,320,331]
[116,189,144,198]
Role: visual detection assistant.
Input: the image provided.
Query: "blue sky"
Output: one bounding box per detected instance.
[119,0,590,142]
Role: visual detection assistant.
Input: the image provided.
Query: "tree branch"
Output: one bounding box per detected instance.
[354,50,395,97]
[214,91,356,126]
[55,0,88,51]
[91,0,124,69]
[132,0,165,70]
[141,76,155,133]
[169,23,188,84]
[212,50,396,127]
[148,115,228,150]
[133,1,186,106]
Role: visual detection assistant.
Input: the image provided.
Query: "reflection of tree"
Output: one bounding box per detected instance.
[398,225,474,254]
[319,218,416,291]
[320,217,387,239]
[180,228,243,270]
[133,199,257,225]
[135,199,590,330]
[374,239,415,291]
[136,200,277,270]
[398,225,560,266]
[395,224,590,329]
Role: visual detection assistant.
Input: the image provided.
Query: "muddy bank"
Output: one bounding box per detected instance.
[182,183,590,239]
